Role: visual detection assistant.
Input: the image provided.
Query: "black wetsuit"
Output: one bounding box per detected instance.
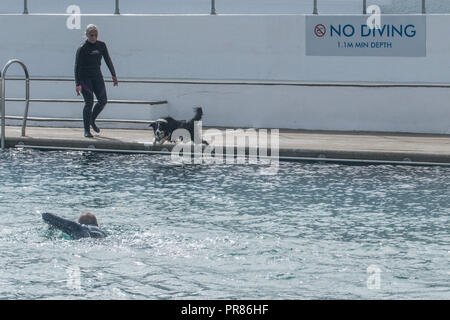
[74,40,116,133]
[42,212,107,240]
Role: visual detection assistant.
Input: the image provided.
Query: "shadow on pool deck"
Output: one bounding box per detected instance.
[4,125,450,164]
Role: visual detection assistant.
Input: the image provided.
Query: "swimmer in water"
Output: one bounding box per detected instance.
[42,212,106,240]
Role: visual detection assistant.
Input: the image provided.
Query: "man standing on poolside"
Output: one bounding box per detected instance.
[74,24,118,138]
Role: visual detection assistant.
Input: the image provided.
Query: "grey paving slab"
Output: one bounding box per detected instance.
[4,126,450,164]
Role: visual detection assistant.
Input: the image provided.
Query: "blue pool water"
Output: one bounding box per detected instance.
[0,149,448,299]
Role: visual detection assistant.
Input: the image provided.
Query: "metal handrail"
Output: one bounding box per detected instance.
[1,70,168,147]
[5,116,154,124]
[211,0,216,15]
[20,0,217,15]
[13,0,428,15]
[1,59,30,150]
[115,0,120,14]
[5,98,167,105]
[7,76,450,88]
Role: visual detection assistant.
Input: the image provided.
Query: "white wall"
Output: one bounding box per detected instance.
[2,13,450,82]
[1,13,450,133]
[5,80,450,134]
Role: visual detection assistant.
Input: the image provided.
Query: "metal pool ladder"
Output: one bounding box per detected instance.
[1,59,30,150]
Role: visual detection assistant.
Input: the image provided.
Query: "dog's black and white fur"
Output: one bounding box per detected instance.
[149,107,208,145]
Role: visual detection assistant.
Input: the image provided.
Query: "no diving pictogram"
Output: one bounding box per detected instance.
[314,24,326,37]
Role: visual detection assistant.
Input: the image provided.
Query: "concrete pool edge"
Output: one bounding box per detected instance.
[3,126,450,166]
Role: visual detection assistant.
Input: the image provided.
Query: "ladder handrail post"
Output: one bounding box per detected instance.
[22,77,30,137]
[1,59,30,150]
[1,74,5,149]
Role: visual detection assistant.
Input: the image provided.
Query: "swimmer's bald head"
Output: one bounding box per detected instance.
[78,212,98,227]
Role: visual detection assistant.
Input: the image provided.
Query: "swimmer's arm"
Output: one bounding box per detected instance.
[88,228,107,239]
[42,212,83,238]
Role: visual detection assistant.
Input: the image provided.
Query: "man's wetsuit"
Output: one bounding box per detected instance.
[42,212,107,240]
[74,40,116,134]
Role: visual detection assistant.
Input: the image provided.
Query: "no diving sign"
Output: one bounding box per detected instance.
[306,15,426,57]
[314,24,326,38]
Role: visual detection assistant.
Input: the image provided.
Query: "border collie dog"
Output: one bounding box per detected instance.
[149,107,209,145]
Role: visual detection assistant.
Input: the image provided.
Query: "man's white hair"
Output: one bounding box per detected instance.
[85,24,98,35]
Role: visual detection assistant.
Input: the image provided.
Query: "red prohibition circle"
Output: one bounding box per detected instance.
[314,24,327,37]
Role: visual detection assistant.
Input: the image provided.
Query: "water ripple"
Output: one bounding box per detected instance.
[0,149,448,299]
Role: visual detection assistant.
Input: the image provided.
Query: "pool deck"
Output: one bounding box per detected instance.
[4,126,450,165]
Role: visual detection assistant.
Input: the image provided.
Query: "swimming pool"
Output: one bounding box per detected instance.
[0,148,448,299]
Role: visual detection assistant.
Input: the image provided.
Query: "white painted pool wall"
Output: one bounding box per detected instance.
[1,14,450,134]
